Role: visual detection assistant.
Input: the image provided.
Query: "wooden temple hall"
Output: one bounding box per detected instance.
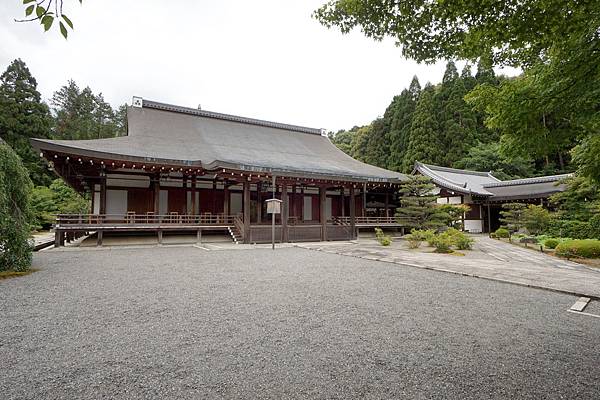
[32,98,407,246]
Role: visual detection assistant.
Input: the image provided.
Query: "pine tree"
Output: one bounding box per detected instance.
[387,76,420,171]
[402,84,443,171]
[0,59,53,186]
[395,175,448,229]
[499,203,528,233]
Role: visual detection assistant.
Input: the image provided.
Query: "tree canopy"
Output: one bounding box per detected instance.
[16,0,79,38]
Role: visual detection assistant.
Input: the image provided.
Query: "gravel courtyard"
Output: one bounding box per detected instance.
[1,246,599,399]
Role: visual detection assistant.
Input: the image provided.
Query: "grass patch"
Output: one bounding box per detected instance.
[0,268,39,280]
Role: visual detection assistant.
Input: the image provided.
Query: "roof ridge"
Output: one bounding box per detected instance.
[483,173,573,188]
[421,162,494,177]
[140,99,323,135]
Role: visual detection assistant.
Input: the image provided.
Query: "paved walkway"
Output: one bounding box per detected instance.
[296,236,600,299]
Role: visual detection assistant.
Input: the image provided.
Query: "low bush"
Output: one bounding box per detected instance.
[544,238,560,249]
[494,228,510,238]
[455,235,475,250]
[590,214,600,239]
[404,233,422,248]
[375,227,392,246]
[555,239,600,259]
[432,235,453,253]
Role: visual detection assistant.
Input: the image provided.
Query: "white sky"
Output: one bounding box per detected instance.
[0,0,518,132]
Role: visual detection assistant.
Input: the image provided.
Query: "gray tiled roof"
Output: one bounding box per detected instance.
[414,162,500,196]
[32,99,407,183]
[414,161,572,200]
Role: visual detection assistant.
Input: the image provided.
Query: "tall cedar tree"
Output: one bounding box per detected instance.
[402,84,443,171]
[0,59,53,186]
[52,80,126,140]
[395,175,448,229]
[387,76,420,171]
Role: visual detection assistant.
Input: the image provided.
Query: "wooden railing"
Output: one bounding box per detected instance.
[56,213,239,226]
[332,216,399,225]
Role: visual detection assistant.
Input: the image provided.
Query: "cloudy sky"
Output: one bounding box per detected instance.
[1,0,516,132]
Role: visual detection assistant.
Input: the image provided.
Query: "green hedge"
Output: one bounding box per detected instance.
[545,220,595,240]
[544,238,559,249]
[555,239,600,259]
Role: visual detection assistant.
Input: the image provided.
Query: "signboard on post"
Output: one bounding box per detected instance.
[266,198,282,214]
[265,198,282,250]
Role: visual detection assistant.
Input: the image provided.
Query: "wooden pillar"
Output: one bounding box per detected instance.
[99,175,107,215]
[212,180,217,214]
[487,202,492,236]
[384,191,389,218]
[153,175,160,215]
[362,182,367,217]
[257,182,262,223]
[350,186,356,240]
[282,182,288,242]
[300,186,305,221]
[319,186,327,241]
[340,187,345,217]
[243,180,251,243]
[197,229,202,244]
[191,176,197,216]
[97,231,103,247]
[54,230,63,248]
[290,185,296,220]
[224,182,230,215]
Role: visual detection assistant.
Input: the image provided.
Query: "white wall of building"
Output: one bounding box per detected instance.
[464,219,483,233]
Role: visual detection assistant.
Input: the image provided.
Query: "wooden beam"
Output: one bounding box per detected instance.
[282,182,288,242]
[243,180,251,243]
[320,186,327,241]
[350,186,356,240]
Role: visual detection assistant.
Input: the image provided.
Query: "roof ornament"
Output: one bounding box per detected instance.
[132,96,143,108]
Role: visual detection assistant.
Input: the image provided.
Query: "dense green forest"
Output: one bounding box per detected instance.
[0,58,126,229]
[329,61,570,179]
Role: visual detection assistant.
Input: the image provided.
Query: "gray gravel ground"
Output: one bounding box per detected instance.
[1,246,599,399]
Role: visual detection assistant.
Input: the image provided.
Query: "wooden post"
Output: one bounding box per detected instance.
[362,182,367,217]
[224,181,230,216]
[100,175,107,214]
[197,229,202,244]
[97,231,103,247]
[384,191,389,218]
[487,203,492,236]
[300,186,305,221]
[256,182,262,223]
[153,175,160,216]
[243,180,251,243]
[290,185,296,221]
[340,187,345,217]
[282,182,288,242]
[320,186,327,241]
[158,230,163,245]
[191,176,197,216]
[349,186,356,240]
[54,230,63,248]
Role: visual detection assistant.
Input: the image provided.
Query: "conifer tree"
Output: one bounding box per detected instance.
[395,175,448,229]
[0,59,53,186]
[387,76,420,171]
[402,84,443,171]
[442,77,477,165]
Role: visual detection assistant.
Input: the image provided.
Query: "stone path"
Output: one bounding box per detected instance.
[296,236,600,299]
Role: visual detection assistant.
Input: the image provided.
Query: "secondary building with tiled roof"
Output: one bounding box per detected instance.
[414,162,572,233]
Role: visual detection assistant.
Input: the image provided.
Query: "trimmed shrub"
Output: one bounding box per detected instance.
[544,238,559,249]
[555,239,600,259]
[456,235,475,250]
[404,233,422,248]
[409,229,437,246]
[375,227,392,246]
[494,228,510,238]
[590,214,600,239]
[432,235,453,253]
